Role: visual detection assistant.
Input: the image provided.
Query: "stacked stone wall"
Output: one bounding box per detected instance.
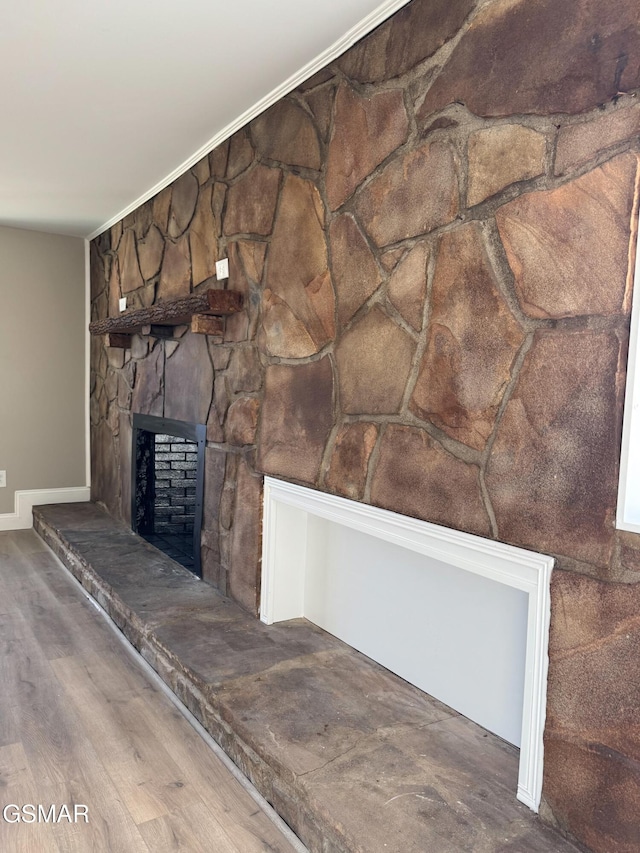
[89,1,640,849]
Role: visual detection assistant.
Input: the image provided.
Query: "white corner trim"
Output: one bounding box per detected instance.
[260,476,553,813]
[617,220,640,533]
[84,238,91,490]
[0,487,91,531]
[86,0,413,241]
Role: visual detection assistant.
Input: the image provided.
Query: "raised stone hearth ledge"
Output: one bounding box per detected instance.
[33,502,582,853]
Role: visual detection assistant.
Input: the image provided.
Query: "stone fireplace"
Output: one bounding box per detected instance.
[88,1,640,850]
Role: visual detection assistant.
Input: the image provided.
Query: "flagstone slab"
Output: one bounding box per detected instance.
[419,0,640,119]
[325,422,378,500]
[137,224,165,282]
[229,459,262,613]
[168,171,199,238]
[555,103,640,175]
[326,83,408,210]
[356,140,459,247]
[257,358,334,485]
[304,85,334,142]
[371,424,492,537]
[225,397,259,446]
[411,224,524,450]
[226,131,254,179]
[485,329,620,567]
[119,229,144,294]
[387,241,429,331]
[544,569,640,853]
[164,333,213,425]
[467,125,546,206]
[261,175,334,356]
[496,153,639,319]
[338,0,475,83]
[158,234,191,301]
[329,213,382,326]
[223,165,281,237]
[335,307,415,414]
[250,99,321,170]
[189,184,219,285]
[131,343,163,416]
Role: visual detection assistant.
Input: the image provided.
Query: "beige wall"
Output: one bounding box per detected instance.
[0,225,86,514]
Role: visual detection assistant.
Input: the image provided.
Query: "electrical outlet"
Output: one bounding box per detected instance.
[215,258,229,280]
[0,471,6,488]
[119,297,127,312]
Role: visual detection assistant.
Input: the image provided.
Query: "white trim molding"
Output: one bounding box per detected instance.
[260,476,554,813]
[0,487,90,531]
[84,239,91,491]
[87,0,413,241]
[617,225,640,533]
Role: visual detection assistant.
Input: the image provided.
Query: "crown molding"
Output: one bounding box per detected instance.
[86,0,412,241]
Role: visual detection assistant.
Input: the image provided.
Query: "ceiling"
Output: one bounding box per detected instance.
[0,0,409,240]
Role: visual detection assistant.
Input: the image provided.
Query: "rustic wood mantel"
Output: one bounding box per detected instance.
[89,290,242,346]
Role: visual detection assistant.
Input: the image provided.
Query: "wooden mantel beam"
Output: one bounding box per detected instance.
[89,290,242,336]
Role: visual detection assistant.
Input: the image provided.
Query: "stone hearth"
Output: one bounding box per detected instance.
[34,502,582,853]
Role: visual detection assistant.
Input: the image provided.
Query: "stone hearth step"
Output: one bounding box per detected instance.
[33,502,580,853]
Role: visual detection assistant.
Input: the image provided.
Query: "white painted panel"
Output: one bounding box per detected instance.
[304,517,528,746]
[260,477,552,811]
[261,498,308,623]
[617,227,640,533]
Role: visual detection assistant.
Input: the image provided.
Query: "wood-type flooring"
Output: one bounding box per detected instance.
[0,528,302,852]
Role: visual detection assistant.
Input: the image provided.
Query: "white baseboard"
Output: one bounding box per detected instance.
[0,487,91,531]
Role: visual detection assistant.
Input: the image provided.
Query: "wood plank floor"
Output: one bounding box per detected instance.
[0,529,303,853]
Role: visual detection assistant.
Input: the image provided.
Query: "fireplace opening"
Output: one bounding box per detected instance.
[131,414,205,576]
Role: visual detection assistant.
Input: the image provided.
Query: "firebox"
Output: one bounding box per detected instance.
[131,413,205,576]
